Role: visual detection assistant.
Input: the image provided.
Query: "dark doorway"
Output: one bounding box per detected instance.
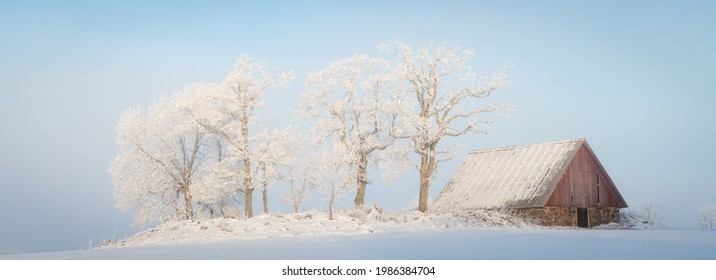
[577,207,588,228]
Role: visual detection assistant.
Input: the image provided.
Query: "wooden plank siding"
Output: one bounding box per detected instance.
[545,145,625,208]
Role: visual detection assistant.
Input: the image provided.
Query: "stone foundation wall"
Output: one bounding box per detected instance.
[518,207,577,226]
[517,207,620,227]
[587,207,620,226]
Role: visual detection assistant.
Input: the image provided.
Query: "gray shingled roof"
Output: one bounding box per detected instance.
[432,139,585,212]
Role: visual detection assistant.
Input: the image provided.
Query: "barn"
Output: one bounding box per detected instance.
[432,139,627,227]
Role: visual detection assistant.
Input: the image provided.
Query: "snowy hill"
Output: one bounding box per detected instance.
[105,208,531,248]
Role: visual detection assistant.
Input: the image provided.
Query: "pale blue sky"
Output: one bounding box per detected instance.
[1,0,714,254]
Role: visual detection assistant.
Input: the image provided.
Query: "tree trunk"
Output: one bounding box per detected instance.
[418,165,430,213]
[418,144,435,213]
[242,155,253,218]
[262,186,269,214]
[174,189,181,220]
[241,102,253,218]
[353,153,368,208]
[328,191,335,220]
[290,174,300,213]
[183,186,193,220]
[245,187,254,218]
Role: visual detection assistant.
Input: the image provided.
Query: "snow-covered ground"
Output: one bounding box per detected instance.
[5,227,715,260]
[3,208,716,260]
[103,208,531,248]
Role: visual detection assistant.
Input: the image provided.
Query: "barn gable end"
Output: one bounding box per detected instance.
[545,143,627,208]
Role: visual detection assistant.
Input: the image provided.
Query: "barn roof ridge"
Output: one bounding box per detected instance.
[468,138,587,155]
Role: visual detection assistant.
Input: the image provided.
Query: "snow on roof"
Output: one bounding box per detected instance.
[432,139,585,212]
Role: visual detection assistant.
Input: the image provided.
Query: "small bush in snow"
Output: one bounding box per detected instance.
[697,204,715,229]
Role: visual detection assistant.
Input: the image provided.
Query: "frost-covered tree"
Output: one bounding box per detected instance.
[253,127,292,214]
[110,88,208,226]
[191,137,244,219]
[381,40,512,213]
[302,55,397,208]
[697,204,715,229]
[312,143,357,220]
[641,203,669,227]
[624,202,669,228]
[191,56,293,218]
[278,129,313,213]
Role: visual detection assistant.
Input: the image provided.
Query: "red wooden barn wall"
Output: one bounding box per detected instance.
[545,145,624,208]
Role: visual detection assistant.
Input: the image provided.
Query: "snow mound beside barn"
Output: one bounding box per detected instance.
[105,208,533,248]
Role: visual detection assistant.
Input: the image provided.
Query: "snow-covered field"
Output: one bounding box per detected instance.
[3,209,716,260]
[6,227,715,260]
